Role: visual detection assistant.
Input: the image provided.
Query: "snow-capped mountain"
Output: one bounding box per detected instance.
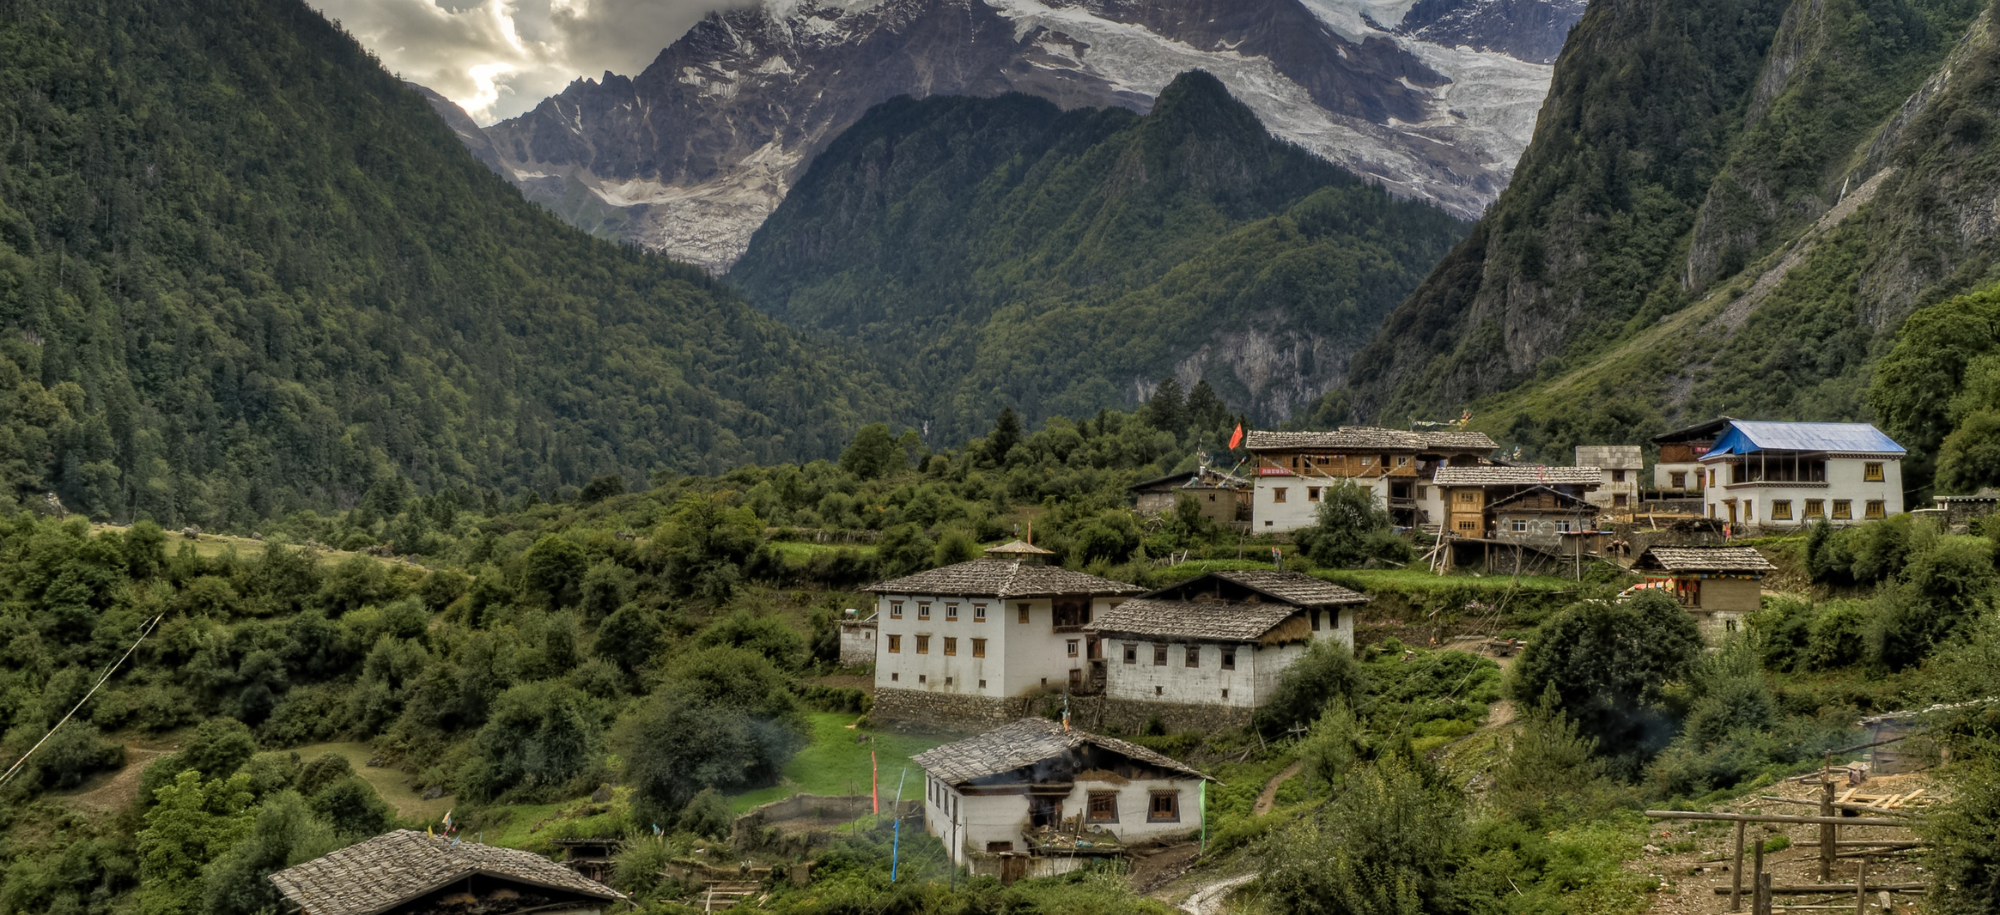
[450,0,1583,269]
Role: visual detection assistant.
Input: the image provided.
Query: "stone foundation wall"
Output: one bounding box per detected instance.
[871,688,1037,731]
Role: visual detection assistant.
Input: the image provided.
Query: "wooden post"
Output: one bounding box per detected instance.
[1821,775,1836,881]
[1855,857,1868,915]
[1753,838,1766,915]
[1732,819,1747,910]
[1757,872,1773,915]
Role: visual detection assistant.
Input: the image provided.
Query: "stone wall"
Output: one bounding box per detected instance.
[871,687,1037,731]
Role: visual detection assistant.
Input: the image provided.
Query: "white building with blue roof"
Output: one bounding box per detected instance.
[1697,421,1906,529]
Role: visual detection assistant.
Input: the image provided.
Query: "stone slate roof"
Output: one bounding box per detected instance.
[1244,427,1497,452]
[1433,465,1602,486]
[1634,546,1778,574]
[867,559,1144,598]
[1486,485,1598,512]
[983,539,1055,556]
[268,830,623,915]
[913,718,1207,786]
[1086,597,1300,642]
[1208,570,1369,606]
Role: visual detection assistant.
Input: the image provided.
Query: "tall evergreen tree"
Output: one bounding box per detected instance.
[1151,377,1188,434]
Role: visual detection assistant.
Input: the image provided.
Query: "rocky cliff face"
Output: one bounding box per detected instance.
[458,0,1581,269]
[1326,0,1995,460]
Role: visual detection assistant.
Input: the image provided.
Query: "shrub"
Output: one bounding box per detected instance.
[1293,481,1409,569]
[457,682,604,802]
[1259,758,1468,915]
[1510,593,1702,778]
[30,722,125,790]
[1253,640,1367,737]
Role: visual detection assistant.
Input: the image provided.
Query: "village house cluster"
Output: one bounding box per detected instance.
[843,416,1928,874]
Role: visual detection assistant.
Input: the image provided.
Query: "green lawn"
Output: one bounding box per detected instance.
[1318,567,1596,593]
[769,541,879,561]
[292,741,453,823]
[727,713,948,814]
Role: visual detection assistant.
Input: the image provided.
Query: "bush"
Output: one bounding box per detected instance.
[1293,482,1410,569]
[1510,593,1702,778]
[457,682,604,802]
[1253,640,1367,737]
[1923,745,2000,912]
[29,722,125,790]
[1259,758,1468,915]
[1491,688,1609,821]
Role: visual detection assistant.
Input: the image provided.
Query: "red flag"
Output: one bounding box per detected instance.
[1228,423,1244,449]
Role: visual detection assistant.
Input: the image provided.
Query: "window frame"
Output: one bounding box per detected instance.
[1221,648,1236,670]
[1804,499,1825,519]
[1185,646,1200,668]
[1866,500,1886,519]
[974,603,987,622]
[945,602,959,622]
[1066,639,1079,658]
[887,635,901,653]
[1273,487,1288,503]
[1307,487,1321,502]
[1864,462,1885,482]
[918,602,931,621]
[1671,471,1686,489]
[1087,791,1119,823]
[1771,500,1793,521]
[1017,603,1031,624]
[1147,791,1181,823]
[1153,644,1168,666]
[944,637,957,656]
[890,600,904,619]
[1123,644,1138,665]
[916,635,930,654]
[971,638,986,658]
[1832,499,1852,520]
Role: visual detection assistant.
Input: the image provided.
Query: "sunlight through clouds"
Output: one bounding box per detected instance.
[306,0,749,123]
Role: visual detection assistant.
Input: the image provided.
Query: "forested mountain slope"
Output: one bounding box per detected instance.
[1321,0,1995,472]
[729,73,1467,442]
[0,0,900,527]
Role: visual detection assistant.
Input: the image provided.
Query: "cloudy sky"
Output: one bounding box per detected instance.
[308,0,746,123]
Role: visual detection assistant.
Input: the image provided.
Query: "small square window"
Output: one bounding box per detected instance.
[1018,603,1031,624]
[1221,688,1229,699]
[1153,644,1168,666]
[1671,472,1686,488]
[1221,649,1235,670]
[916,635,930,654]
[945,676,952,685]
[888,635,902,653]
[1510,519,1527,533]
[1865,462,1885,482]
[1148,791,1180,823]
[1397,456,1410,467]
[1123,644,1137,664]
[1155,685,1163,696]
[1772,500,1793,521]
[918,602,931,620]
[1274,487,1288,503]
[1611,469,1626,483]
[1613,493,1629,507]
[1805,499,1825,518]
[1185,646,1199,668]
[1867,500,1886,519]
[944,637,957,656]
[891,672,899,681]
[1265,520,1273,527]
[1307,487,1321,502]
[972,638,986,658]
[1557,520,1573,533]
[946,603,959,621]
[918,674,926,684]
[974,603,987,622]
[978,679,986,688]
[1457,520,1476,531]
[890,600,904,619]
[1833,500,1852,520]
[1066,639,1079,658]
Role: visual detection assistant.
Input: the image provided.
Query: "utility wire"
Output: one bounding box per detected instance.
[0,613,164,788]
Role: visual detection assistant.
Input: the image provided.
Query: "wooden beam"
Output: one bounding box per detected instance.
[1712,883,1925,896]
[1646,811,1908,828]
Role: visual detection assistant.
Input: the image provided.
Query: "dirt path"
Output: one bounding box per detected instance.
[1128,843,1203,895]
[1179,874,1255,915]
[1252,760,1305,816]
[62,745,170,814]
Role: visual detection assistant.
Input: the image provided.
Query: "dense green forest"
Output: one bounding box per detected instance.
[2,392,1999,914]
[729,73,1466,442]
[0,0,904,530]
[1321,0,1995,479]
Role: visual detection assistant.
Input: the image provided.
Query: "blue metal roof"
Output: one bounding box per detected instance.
[1702,421,1906,457]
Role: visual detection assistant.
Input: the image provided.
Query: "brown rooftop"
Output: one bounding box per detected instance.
[268,830,623,915]
[912,717,1208,786]
[1244,427,1497,453]
[867,559,1144,598]
[1634,546,1778,574]
[1205,570,1369,606]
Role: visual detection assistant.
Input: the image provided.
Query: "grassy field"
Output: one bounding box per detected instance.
[91,523,421,570]
[768,540,878,562]
[727,713,949,814]
[1318,567,1597,593]
[293,741,454,823]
